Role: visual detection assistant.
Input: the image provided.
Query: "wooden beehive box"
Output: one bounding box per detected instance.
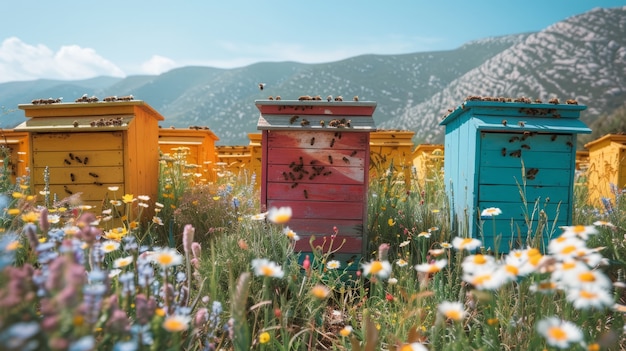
[248,133,263,184]
[412,144,445,187]
[440,99,590,253]
[584,134,626,208]
[256,99,377,264]
[215,145,251,176]
[0,129,30,183]
[369,130,415,188]
[158,127,219,181]
[17,100,164,212]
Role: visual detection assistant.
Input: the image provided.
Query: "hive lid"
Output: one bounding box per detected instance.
[255,99,377,131]
[13,115,134,132]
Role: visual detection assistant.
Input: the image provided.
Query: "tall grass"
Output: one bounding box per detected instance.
[0,152,624,350]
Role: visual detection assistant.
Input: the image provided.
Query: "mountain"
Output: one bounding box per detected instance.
[1,6,625,145]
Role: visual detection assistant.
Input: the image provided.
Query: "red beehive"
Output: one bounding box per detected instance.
[256,99,377,265]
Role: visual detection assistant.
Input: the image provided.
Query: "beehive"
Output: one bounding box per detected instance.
[158,127,219,181]
[17,100,164,212]
[0,129,30,182]
[369,130,415,188]
[248,132,263,183]
[440,99,590,252]
[584,134,626,208]
[411,144,445,187]
[256,99,377,264]
[215,145,251,176]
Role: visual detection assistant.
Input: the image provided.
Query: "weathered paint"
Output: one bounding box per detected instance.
[440,100,590,253]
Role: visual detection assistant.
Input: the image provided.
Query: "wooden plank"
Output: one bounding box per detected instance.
[267,199,363,220]
[479,148,571,169]
[267,130,367,149]
[267,182,365,202]
[267,164,364,185]
[284,218,363,237]
[32,151,124,167]
[478,184,570,203]
[479,166,572,186]
[32,166,124,184]
[480,132,574,152]
[43,183,125,203]
[294,235,362,254]
[32,132,123,151]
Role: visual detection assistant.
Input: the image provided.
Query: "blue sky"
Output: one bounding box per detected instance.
[0,0,624,83]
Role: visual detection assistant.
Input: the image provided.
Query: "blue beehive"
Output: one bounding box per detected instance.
[440,99,591,253]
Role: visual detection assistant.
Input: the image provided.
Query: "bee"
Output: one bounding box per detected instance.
[518,121,526,127]
[68,153,75,160]
[275,96,281,100]
[83,157,88,165]
[93,181,103,186]
[289,172,296,181]
[313,95,322,101]
[268,96,274,100]
[73,120,79,128]
[64,159,71,165]
[289,161,296,168]
[566,141,573,148]
[297,172,303,180]
[353,96,359,101]
[566,99,578,105]
[291,182,298,188]
[322,171,332,176]
[330,138,335,147]
[342,156,350,164]
[289,115,299,124]
[509,149,522,158]
[303,189,308,199]
[300,118,310,126]
[521,144,531,150]
[509,136,519,143]
[551,134,558,141]
[549,97,559,104]
[89,172,99,178]
[64,185,72,195]
[310,137,315,146]
[75,156,83,164]
[501,119,507,126]
[298,95,312,101]
[501,147,507,157]
[258,83,266,91]
[350,150,357,157]
[328,155,333,164]
[320,120,325,127]
[70,173,75,182]
[326,95,333,102]
[337,132,342,139]
[526,168,539,180]
[334,96,343,102]
[282,172,289,181]
[309,174,317,180]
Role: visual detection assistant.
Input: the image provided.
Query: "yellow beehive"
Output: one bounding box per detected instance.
[0,129,30,183]
[17,100,164,212]
[584,134,626,207]
[215,145,251,177]
[411,144,445,187]
[158,127,219,182]
[369,130,415,187]
[248,132,262,182]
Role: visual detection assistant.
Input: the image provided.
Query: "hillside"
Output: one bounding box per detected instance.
[1,6,625,145]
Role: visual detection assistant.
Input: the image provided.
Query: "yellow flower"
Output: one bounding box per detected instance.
[311,284,331,299]
[339,326,353,337]
[259,332,270,344]
[162,315,190,332]
[212,196,220,201]
[155,308,166,317]
[122,194,135,203]
[21,211,38,223]
[7,208,20,216]
[6,241,21,251]
[12,192,23,199]
[105,227,128,241]
[267,206,292,224]
[388,218,396,226]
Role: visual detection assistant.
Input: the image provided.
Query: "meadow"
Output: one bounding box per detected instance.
[0,146,625,351]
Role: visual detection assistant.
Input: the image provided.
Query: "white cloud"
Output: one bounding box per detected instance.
[0,37,125,83]
[140,55,179,75]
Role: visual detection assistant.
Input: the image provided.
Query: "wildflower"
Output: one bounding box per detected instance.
[362,259,392,279]
[429,248,445,257]
[162,315,191,332]
[267,206,292,224]
[110,200,122,207]
[182,224,195,254]
[388,277,398,285]
[12,191,23,198]
[21,211,38,223]
[151,248,184,268]
[396,259,409,267]
[339,325,353,337]
[399,239,411,247]
[481,207,502,217]
[463,266,508,290]
[259,332,271,344]
[114,256,134,268]
[530,280,559,293]
[122,194,136,203]
[399,343,428,351]
[438,301,466,322]
[138,195,150,201]
[385,292,394,302]
[566,285,614,310]
[104,227,128,241]
[250,212,267,221]
[440,242,452,249]
[536,317,583,349]
[592,220,614,228]
[415,259,447,273]
[388,218,396,226]
[326,260,341,270]
[283,226,300,241]
[560,225,598,240]
[108,186,119,191]
[138,202,149,208]
[152,216,164,226]
[462,254,496,274]
[7,208,20,216]
[101,240,121,253]
[311,284,331,299]
[417,231,430,238]
[251,258,284,278]
[452,237,481,251]
[238,239,248,250]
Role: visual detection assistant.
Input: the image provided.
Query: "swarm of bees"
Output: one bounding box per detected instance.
[188,125,211,130]
[89,117,124,127]
[75,94,99,103]
[328,118,351,128]
[31,97,63,104]
[75,94,134,103]
[441,95,579,120]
